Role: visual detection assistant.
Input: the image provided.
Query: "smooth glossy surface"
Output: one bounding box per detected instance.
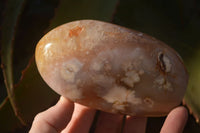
[35,20,188,116]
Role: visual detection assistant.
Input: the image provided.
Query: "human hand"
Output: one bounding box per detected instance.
[29,96,188,133]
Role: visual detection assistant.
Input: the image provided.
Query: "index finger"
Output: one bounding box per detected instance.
[160,106,188,133]
[29,97,74,133]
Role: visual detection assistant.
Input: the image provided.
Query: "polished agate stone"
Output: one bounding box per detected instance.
[35,20,188,116]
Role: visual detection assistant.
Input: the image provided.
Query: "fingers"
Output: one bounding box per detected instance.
[29,97,96,133]
[160,106,188,133]
[61,103,96,133]
[123,116,147,133]
[30,98,187,133]
[29,97,74,133]
[94,112,124,133]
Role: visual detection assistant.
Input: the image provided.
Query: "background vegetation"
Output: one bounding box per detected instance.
[1,0,200,132]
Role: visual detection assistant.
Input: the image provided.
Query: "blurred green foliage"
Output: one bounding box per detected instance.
[0,0,200,132]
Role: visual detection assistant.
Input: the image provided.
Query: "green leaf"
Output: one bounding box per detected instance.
[12,0,59,84]
[12,57,59,124]
[112,0,198,58]
[49,0,119,29]
[1,0,60,126]
[1,0,27,124]
[184,47,200,123]
[0,98,22,132]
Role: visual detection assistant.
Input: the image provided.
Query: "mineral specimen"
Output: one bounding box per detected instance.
[35,20,188,116]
